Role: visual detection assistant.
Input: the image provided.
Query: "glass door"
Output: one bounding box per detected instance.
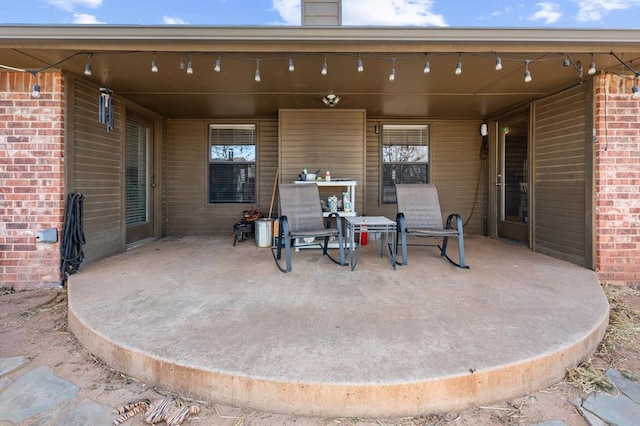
[125,118,154,244]
[496,110,529,244]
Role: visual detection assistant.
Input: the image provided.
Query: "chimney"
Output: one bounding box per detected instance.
[301,0,342,26]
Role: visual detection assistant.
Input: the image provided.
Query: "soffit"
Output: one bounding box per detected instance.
[2,26,640,118]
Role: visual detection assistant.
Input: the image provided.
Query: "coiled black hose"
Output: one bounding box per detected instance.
[59,192,86,287]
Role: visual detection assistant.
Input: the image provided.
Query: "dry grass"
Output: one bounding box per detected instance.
[567,284,640,394]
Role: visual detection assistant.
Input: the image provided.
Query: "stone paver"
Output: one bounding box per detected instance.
[0,365,78,423]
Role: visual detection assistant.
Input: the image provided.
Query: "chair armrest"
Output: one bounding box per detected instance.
[325,212,342,230]
[396,212,407,232]
[279,215,290,237]
[445,213,464,232]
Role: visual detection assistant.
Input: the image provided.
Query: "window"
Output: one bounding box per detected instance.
[208,124,256,203]
[381,124,429,203]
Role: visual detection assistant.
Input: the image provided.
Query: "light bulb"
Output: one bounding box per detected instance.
[455,61,462,75]
[632,84,640,99]
[389,68,395,81]
[288,57,295,72]
[214,56,221,72]
[423,59,430,74]
[357,56,364,72]
[588,55,596,75]
[151,58,158,73]
[32,83,41,98]
[495,57,503,71]
[563,56,570,67]
[524,70,532,83]
[84,53,92,76]
[186,60,193,74]
[255,60,261,82]
[179,55,185,71]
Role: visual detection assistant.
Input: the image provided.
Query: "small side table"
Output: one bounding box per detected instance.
[345,216,397,271]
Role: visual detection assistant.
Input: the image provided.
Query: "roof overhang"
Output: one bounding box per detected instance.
[2,26,640,118]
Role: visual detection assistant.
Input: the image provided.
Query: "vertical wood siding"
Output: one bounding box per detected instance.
[533,84,589,266]
[279,109,366,213]
[68,77,124,262]
[166,118,278,235]
[365,119,485,235]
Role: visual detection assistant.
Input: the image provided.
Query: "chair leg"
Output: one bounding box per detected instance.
[457,232,466,269]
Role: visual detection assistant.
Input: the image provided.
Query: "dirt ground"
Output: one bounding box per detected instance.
[1,286,638,426]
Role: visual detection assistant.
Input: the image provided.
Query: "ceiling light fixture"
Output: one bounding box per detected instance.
[151,52,158,73]
[288,56,295,72]
[388,58,396,81]
[423,54,431,74]
[357,55,364,72]
[321,93,340,107]
[254,59,261,82]
[84,53,93,76]
[321,54,328,75]
[495,54,503,71]
[524,60,532,83]
[214,54,221,72]
[588,53,597,75]
[455,54,462,75]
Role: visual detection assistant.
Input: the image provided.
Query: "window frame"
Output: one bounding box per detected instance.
[207,123,257,204]
[380,123,430,204]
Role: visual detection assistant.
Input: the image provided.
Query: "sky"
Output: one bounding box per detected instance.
[1,0,640,28]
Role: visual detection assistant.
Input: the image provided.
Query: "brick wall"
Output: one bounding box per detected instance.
[0,71,65,289]
[594,73,640,286]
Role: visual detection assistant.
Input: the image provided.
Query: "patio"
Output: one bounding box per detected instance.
[67,235,608,418]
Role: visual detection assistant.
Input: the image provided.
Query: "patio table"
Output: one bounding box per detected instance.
[345,216,397,271]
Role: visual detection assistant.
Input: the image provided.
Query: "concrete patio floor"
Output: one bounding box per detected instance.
[67,235,608,418]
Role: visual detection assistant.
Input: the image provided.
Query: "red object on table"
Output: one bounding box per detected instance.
[360,225,368,246]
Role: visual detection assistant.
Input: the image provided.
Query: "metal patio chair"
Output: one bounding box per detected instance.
[395,183,469,269]
[272,183,346,273]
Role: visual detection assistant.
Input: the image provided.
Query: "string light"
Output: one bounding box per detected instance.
[632,80,640,99]
[423,54,430,74]
[588,53,597,75]
[495,54,503,71]
[186,54,193,75]
[179,54,185,71]
[214,54,221,72]
[321,54,328,75]
[84,53,93,76]
[288,56,294,72]
[357,55,364,72]
[524,60,532,83]
[254,59,261,82]
[30,71,41,98]
[388,58,396,81]
[455,54,462,75]
[151,52,158,73]
[563,55,570,67]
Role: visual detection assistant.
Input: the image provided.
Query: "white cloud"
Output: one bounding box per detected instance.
[575,0,640,22]
[271,0,447,27]
[45,0,102,12]
[343,0,447,27]
[163,16,188,25]
[529,2,562,24]
[271,0,301,25]
[72,12,104,24]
